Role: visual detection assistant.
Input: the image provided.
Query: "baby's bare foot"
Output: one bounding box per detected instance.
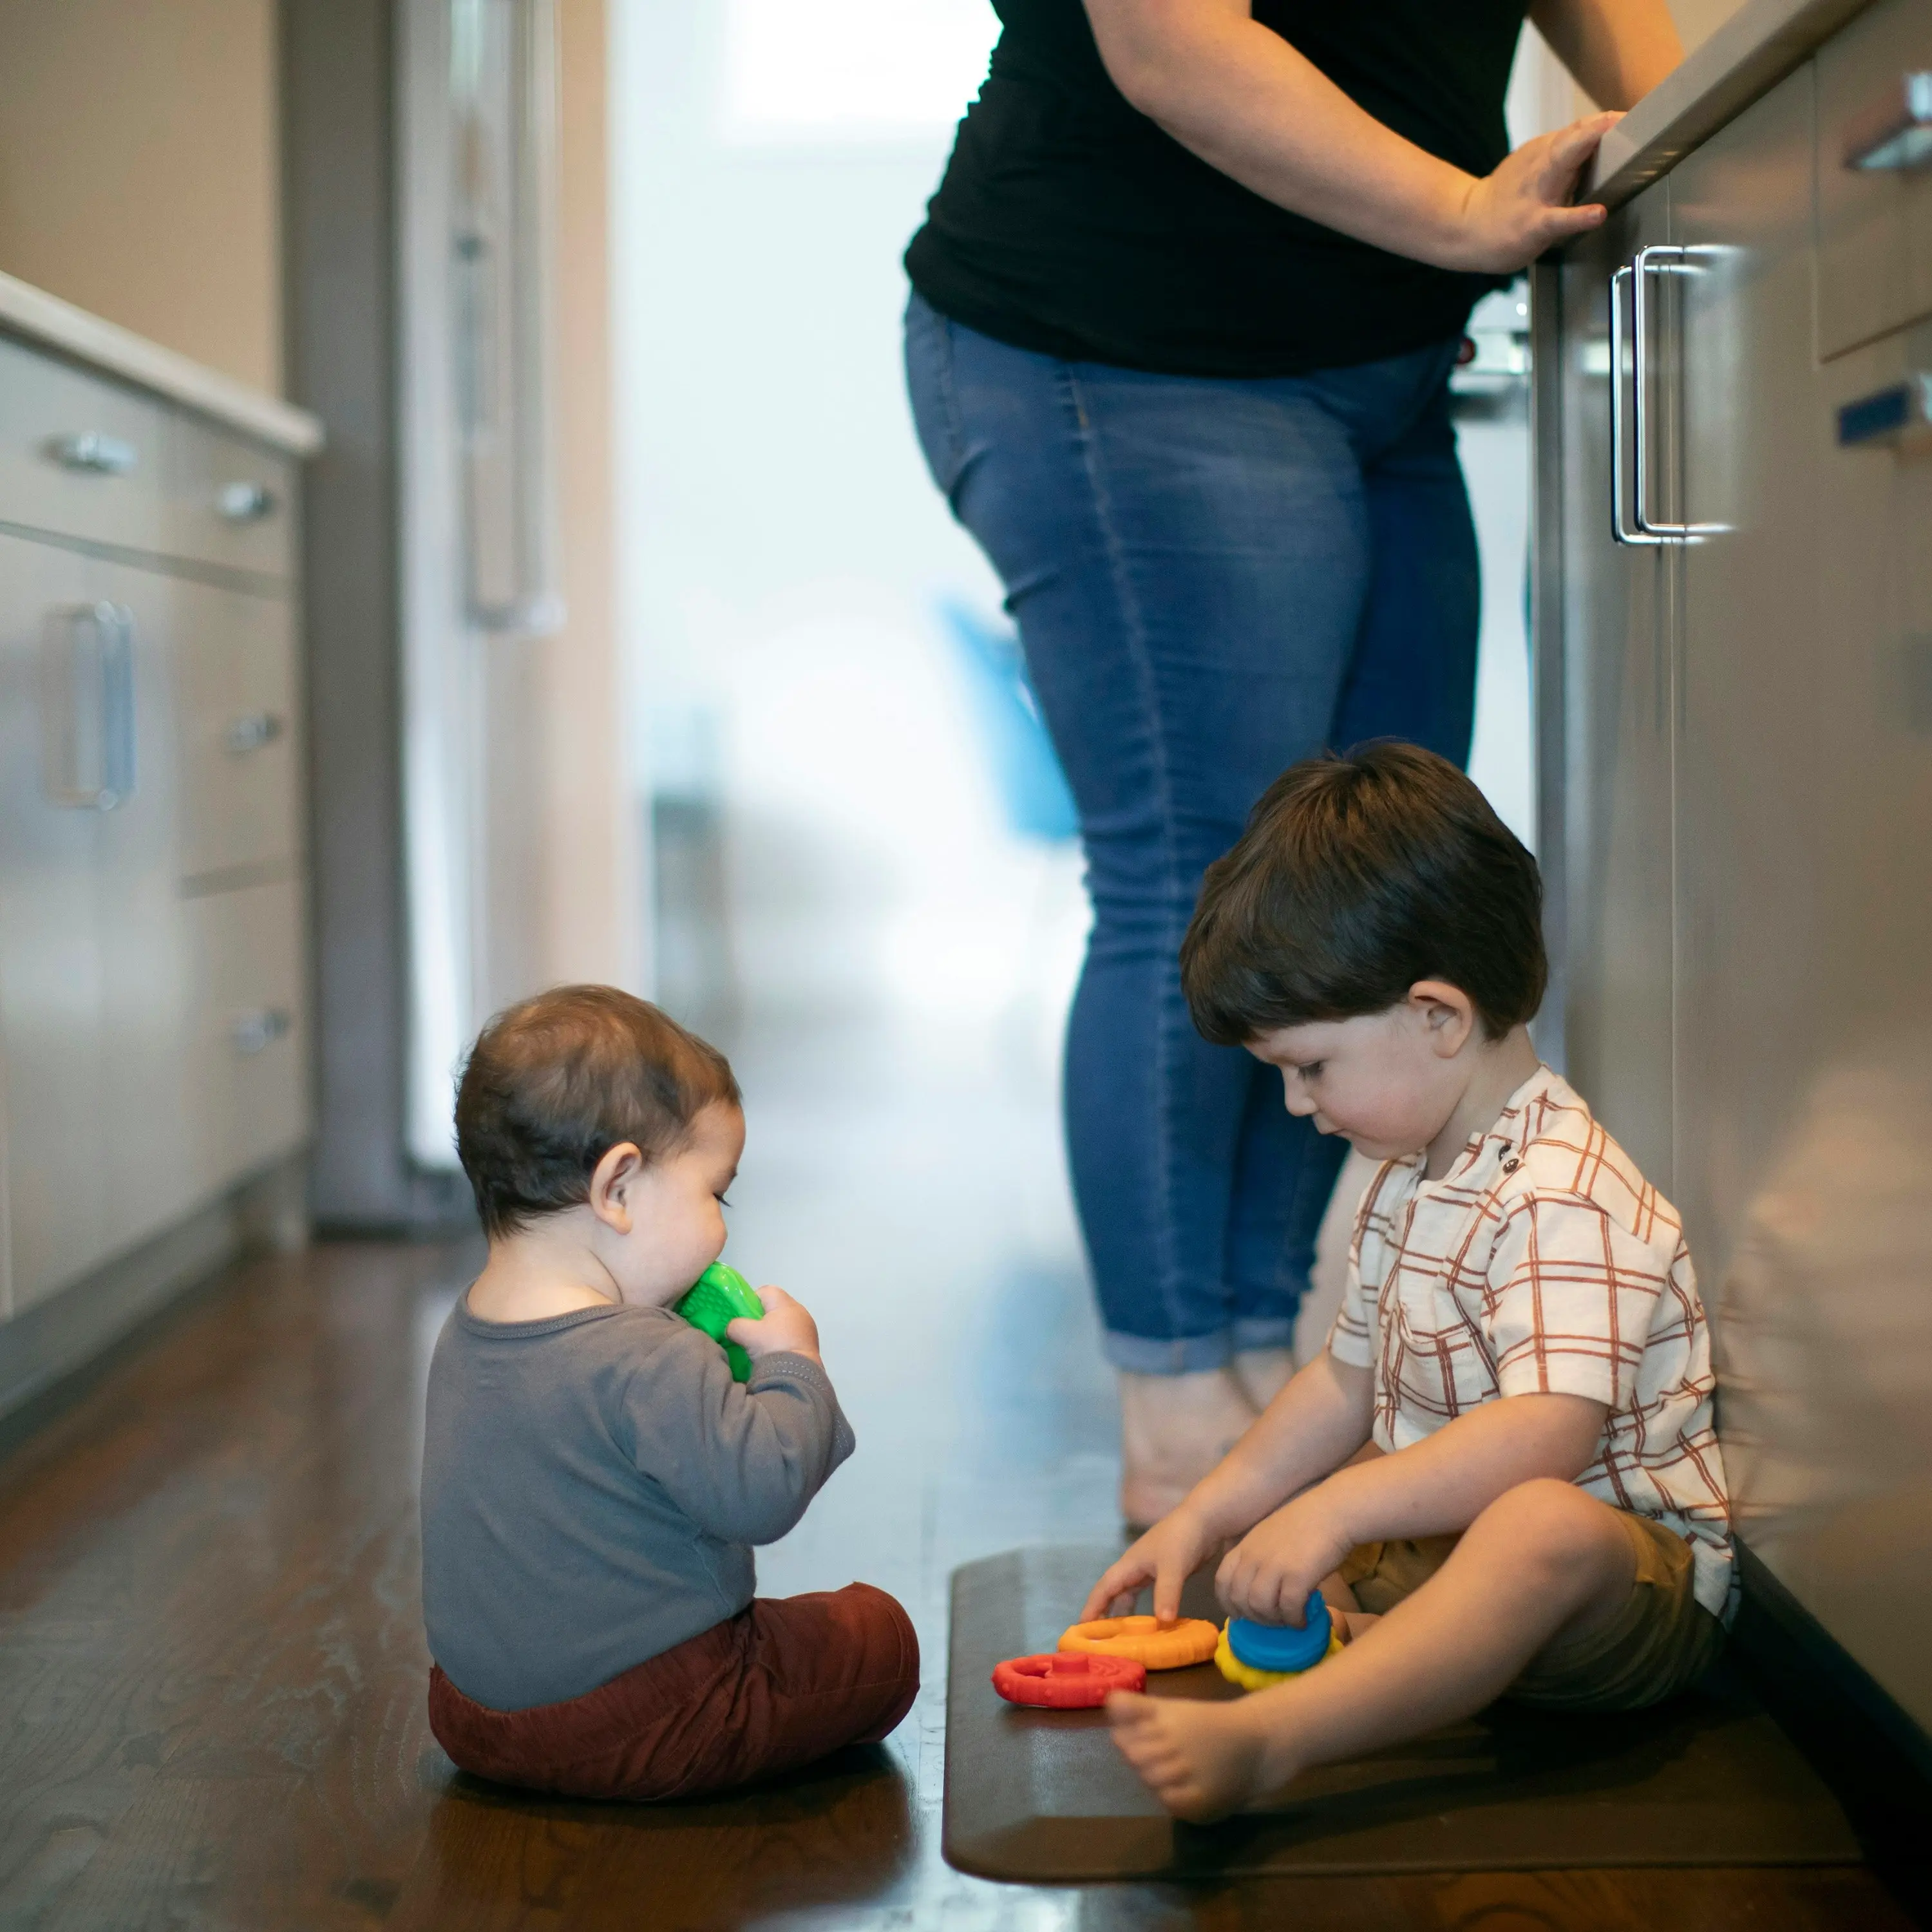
[1104,1690,1275,1823]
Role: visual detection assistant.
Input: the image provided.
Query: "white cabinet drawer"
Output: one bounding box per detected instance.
[0,335,167,554]
[1817,0,1932,355]
[174,585,299,884]
[162,422,296,581]
[179,878,309,1198]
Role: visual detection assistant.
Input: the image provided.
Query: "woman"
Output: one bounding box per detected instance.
[904,0,1682,1524]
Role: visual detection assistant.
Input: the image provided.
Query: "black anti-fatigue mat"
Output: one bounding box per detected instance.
[943,1545,1861,1882]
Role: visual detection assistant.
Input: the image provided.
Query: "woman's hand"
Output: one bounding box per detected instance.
[1214,1486,1354,1625]
[1082,1504,1222,1624]
[1440,113,1622,274]
[1085,0,1667,276]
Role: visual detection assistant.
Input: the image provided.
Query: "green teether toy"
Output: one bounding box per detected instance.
[676,1262,764,1381]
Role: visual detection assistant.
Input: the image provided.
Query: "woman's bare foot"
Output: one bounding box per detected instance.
[1117,1368,1255,1527]
[1230,1347,1295,1412]
[1104,1690,1280,1823]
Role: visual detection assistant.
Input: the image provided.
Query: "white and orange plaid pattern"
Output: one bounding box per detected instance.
[1328,1065,1735,1619]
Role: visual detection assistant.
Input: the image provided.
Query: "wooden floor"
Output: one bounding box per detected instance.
[0,1019,1918,1930]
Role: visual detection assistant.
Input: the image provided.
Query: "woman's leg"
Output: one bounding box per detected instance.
[1217,343,1477,1392]
[905,297,1377,1513]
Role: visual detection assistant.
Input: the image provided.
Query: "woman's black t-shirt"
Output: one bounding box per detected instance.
[905,0,1530,378]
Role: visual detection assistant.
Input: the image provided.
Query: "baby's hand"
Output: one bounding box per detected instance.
[726,1283,821,1367]
[1214,1488,1352,1626]
[1081,1505,1219,1625]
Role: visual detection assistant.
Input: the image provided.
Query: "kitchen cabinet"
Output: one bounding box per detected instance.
[1552,180,1677,1193]
[0,338,308,1318]
[1539,3,1932,1735]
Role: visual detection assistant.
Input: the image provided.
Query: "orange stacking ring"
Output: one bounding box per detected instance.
[992,1651,1146,1708]
[1057,1615,1220,1671]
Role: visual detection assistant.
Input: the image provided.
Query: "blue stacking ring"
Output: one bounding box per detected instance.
[1226,1594,1332,1673]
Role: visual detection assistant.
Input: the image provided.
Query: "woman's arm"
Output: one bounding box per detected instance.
[1530,0,1684,111]
[1081,0,1663,274]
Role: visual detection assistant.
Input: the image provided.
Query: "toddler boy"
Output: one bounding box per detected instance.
[421,986,918,1801]
[1085,743,1731,1820]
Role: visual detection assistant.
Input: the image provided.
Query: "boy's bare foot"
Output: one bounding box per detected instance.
[1230,1347,1295,1411]
[1105,1690,1279,1823]
[1117,1368,1255,1527]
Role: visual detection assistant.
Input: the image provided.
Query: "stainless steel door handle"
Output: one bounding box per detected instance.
[1610,265,1668,547]
[225,710,286,755]
[1844,71,1932,171]
[1632,244,1730,543]
[42,603,136,810]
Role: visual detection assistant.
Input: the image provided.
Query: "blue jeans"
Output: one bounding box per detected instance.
[904,292,1478,1372]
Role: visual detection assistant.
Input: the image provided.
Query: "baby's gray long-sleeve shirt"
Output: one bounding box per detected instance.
[421,1295,855,1710]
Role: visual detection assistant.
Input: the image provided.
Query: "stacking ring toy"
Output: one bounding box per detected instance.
[1213,1595,1345,1691]
[1057,1615,1220,1671]
[676,1263,764,1381]
[991,1651,1146,1709]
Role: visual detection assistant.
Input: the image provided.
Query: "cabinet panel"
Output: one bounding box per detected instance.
[0,533,111,1312]
[173,585,300,883]
[162,421,295,581]
[1557,185,1677,1191]
[1672,70,1822,1321]
[1816,0,1932,356]
[180,878,309,1198]
[0,337,168,554]
[1721,313,1932,1735]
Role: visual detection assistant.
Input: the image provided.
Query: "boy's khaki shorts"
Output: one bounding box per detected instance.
[1336,1510,1726,1713]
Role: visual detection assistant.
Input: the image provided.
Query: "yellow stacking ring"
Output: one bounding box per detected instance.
[1212,1620,1345,1691]
[1057,1615,1221,1671]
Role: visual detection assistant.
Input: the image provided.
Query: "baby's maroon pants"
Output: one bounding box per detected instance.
[426,1582,919,1803]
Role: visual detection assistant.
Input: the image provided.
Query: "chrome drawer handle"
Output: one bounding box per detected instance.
[42,603,136,810]
[232,1007,293,1057]
[1845,71,1932,171]
[225,711,286,755]
[218,480,278,522]
[44,431,137,477]
[1837,374,1932,450]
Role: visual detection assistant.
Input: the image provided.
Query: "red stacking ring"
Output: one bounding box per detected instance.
[990,1650,1147,1708]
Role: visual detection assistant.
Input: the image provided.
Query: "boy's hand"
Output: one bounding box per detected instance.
[726,1284,821,1367]
[1214,1487,1353,1625]
[1081,1505,1222,1625]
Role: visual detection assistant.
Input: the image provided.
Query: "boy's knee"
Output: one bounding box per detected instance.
[1468,1478,1630,1595]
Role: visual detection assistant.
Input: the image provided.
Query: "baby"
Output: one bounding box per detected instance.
[419,986,918,1801]
[1087,743,1732,1820]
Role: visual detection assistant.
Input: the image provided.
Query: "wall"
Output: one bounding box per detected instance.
[0,0,283,395]
[536,0,637,994]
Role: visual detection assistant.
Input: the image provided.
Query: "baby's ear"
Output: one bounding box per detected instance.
[588,1141,646,1226]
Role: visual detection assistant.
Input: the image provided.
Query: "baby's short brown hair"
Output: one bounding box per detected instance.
[454,985,741,1239]
[1181,742,1546,1046]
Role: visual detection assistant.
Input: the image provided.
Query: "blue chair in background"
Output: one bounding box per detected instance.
[937,598,1080,844]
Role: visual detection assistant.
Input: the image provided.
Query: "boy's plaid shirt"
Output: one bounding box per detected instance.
[1328,1064,1735,1618]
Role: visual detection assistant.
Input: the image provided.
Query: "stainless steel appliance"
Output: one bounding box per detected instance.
[1536,0,1932,1732]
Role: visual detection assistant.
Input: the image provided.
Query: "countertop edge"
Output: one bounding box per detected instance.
[1588,0,1874,208]
[0,269,325,459]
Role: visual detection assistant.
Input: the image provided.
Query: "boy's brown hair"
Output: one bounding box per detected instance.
[454,985,741,1239]
[1181,742,1546,1046]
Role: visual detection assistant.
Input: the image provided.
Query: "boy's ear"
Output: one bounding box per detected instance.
[1408,981,1476,1059]
[587,1142,646,1232]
